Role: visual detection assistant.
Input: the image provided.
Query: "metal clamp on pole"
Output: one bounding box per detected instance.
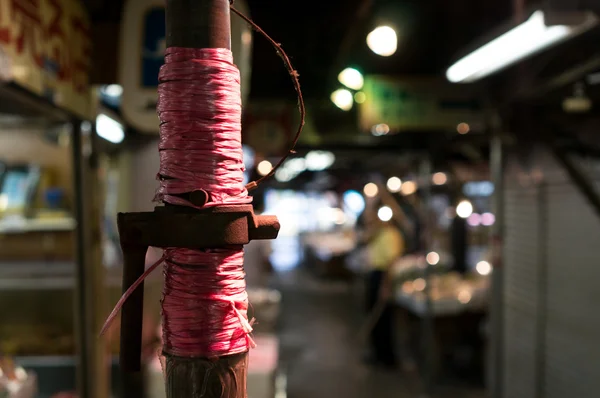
[118,205,280,373]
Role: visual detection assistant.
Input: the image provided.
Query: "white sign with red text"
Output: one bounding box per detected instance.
[0,0,92,119]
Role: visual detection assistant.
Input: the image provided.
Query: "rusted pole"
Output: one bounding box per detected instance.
[166,0,231,49]
[163,3,245,397]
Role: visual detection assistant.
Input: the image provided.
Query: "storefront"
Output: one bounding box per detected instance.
[0,1,109,396]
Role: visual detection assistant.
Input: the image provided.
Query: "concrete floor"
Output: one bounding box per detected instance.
[273,269,487,398]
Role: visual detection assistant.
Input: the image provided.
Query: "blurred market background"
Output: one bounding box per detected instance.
[1,0,600,397]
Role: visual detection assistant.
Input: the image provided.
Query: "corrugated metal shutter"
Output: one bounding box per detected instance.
[502,150,600,398]
[544,168,600,398]
[503,170,542,398]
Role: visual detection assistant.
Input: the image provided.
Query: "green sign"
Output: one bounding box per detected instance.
[359,76,483,133]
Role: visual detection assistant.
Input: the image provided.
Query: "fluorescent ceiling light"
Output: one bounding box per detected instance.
[447,11,598,83]
[96,114,125,144]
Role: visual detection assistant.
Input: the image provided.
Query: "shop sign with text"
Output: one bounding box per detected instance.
[0,0,92,119]
[359,76,483,133]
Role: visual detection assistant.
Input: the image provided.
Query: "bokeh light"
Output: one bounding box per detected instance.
[331,89,354,111]
[456,200,474,218]
[377,206,393,222]
[458,290,472,304]
[386,176,402,192]
[363,182,379,198]
[338,68,364,90]
[371,123,390,136]
[467,213,482,226]
[367,26,398,56]
[482,212,496,226]
[343,190,366,214]
[476,261,493,276]
[354,92,367,104]
[426,251,440,265]
[401,181,417,196]
[457,122,470,134]
[413,278,426,292]
[257,160,273,176]
[432,172,448,185]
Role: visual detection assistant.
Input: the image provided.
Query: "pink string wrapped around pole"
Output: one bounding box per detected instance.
[158,47,253,358]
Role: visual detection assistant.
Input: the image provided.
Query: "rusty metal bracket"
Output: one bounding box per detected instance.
[117,204,280,372]
[118,205,279,248]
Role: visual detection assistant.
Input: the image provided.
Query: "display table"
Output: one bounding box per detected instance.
[14,357,120,398]
[302,231,356,280]
[395,293,469,317]
[393,271,489,318]
[302,232,355,260]
[0,222,75,262]
[393,274,489,385]
[0,218,76,234]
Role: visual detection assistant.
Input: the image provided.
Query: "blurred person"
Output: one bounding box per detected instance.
[360,198,405,369]
[449,195,468,274]
[451,211,468,273]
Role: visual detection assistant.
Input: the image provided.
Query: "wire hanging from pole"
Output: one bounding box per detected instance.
[229,4,306,190]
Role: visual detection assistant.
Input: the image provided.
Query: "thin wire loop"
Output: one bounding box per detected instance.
[230,5,306,190]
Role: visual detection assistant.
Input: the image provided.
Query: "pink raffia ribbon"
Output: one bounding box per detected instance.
[102,48,255,359]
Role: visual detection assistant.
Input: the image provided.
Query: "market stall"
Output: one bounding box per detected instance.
[0,1,109,397]
[391,252,490,385]
[302,230,356,279]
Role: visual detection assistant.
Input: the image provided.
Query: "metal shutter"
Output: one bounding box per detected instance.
[502,150,600,398]
[543,165,600,398]
[502,166,543,398]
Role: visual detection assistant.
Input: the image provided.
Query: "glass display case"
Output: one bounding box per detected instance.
[0,91,107,398]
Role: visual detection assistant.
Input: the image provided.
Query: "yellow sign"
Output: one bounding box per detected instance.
[0,0,91,119]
